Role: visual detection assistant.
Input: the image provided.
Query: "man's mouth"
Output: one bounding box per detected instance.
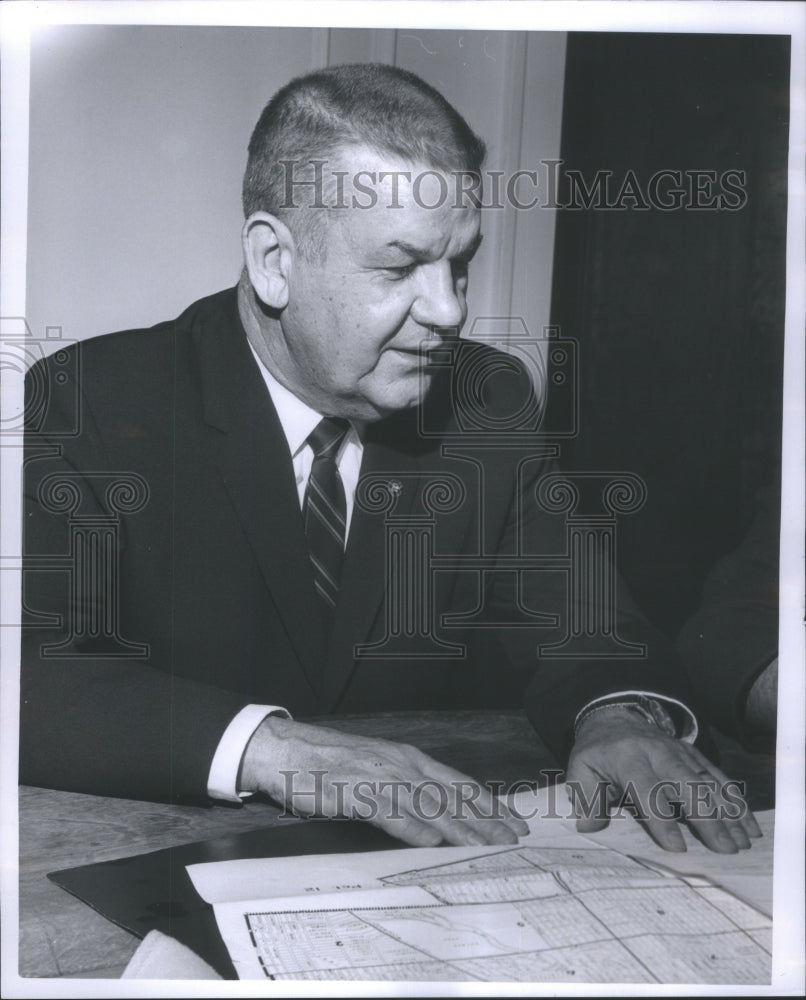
[389,347,439,364]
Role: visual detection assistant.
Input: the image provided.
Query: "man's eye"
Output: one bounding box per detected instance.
[385,264,417,281]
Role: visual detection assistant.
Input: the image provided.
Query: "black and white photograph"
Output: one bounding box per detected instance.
[1,1,804,995]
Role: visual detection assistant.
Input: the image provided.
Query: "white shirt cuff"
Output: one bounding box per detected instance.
[574,691,698,743]
[207,704,291,802]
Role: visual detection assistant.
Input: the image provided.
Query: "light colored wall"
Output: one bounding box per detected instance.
[26,25,565,350]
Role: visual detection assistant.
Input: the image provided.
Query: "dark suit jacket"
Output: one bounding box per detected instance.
[676,486,780,746]
[21,287,692,802]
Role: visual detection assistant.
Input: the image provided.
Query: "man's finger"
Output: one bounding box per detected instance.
[625,753,747,854]
[414,757,531,838]
[565,762,614,833]
[637,812,688,853]
[395,780,522,847]
[672,765,747,854]
[688,745,763,840]
[372,810,444,848]
[575,816,610,834]
[610,765,688,853]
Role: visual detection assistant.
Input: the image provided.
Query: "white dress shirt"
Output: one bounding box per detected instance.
[208,347,696,801]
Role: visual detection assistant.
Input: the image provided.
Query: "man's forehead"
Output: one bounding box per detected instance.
[329,148,481,257]
[346,199,480,261]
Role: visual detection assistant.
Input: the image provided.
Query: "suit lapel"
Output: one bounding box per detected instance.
[194,292,327,696]
[192,293,460,709]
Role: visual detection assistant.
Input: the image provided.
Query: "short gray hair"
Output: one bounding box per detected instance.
[242,63,486,257]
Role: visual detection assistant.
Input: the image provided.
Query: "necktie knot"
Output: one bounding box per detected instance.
[308,417,350,459]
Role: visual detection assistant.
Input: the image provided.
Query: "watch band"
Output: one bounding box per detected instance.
[574,695,679,739]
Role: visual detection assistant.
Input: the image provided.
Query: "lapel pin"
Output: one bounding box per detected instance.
[388,480,403,496]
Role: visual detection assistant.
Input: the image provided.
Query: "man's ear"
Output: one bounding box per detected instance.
[242,212,295,311]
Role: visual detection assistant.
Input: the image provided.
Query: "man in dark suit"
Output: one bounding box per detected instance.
[677,486,780,749]
[22,63,759,853]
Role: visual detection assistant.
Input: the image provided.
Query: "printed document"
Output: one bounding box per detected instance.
[187,786,773,983]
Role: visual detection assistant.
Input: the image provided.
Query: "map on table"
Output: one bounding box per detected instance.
[211,845,771,983]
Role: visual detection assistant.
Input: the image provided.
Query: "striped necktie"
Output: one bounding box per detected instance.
[303,417,350,622]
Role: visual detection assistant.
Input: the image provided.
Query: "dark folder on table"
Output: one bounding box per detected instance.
[48,819,398,979]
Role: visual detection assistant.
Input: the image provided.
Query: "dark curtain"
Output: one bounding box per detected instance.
[550,32,789,637]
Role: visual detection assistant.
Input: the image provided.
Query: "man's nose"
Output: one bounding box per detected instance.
[411,262,465,331]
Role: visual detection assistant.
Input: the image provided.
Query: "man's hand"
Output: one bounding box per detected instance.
[566,707,762,853]
[746,657,778,733]
[240,716,530,848]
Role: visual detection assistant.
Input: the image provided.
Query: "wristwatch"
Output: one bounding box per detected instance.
[574,694,680,739]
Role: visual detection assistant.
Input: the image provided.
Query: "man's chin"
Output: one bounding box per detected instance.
[359,373,434,421]
[361,394,422,422]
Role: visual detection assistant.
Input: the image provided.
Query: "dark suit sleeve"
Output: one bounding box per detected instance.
[20,355,249,804]
[676,488,779,745]
[497,454,698,762]
[441,346,698,764]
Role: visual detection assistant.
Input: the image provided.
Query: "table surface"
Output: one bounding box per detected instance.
[17,710,776,980]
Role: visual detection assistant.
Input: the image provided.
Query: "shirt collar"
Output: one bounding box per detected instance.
[248,344,323,458]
